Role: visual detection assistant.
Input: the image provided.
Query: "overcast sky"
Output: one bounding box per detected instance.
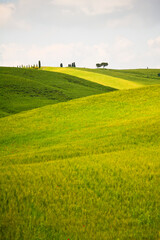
[0,0,160,69]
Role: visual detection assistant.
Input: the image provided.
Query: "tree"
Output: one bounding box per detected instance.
[72,62,76,67]
[101,62,108,68]
[38,60,41,68]
[96,63,101,68]
[60,63,63,67]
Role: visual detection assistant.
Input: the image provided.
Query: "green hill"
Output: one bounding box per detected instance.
[43,67,160,89]
[81,68,160,85]
[0,85,160,239]
[0,67,115,117]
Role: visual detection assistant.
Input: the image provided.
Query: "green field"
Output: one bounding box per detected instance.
[0,67,114,118]
[80,68,160,86]
[43,67,160,89]
[43,67,143,89]
[0,67,160,240]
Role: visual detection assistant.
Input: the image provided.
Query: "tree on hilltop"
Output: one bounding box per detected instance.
[96,62,108,68]
[38,60,41,68]
[101,62,108,68]
[72,62,76,67]
[96,63,101,68]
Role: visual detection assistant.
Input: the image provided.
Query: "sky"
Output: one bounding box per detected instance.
[0,0,160,69]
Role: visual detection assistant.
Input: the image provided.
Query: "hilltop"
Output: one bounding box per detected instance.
[43,67,160,89]
[82,68,160,85]
[0,67,115,118]
[1,67,159,118]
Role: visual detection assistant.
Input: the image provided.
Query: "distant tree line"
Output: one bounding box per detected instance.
[96,62,108,68]
[17,60,41,69]
[68,62,76,67]
[60,62,76,68]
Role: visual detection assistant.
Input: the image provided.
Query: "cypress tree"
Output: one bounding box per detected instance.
[38,60,41,68]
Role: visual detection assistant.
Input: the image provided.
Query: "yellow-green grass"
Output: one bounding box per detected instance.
[1,149,159,240]
[0,85,160,165]
[43,67,143,90]
[0,85,160,239]
[0,67,114,118]
[81,68,160,86]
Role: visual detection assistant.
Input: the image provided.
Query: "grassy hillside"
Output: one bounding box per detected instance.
[43,67,143,90]
[0,67,115,117]
[0,85,160,239]
[81,68,160,86]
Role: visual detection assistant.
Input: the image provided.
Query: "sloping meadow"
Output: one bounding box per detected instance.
[0,67,114,118]
[43,67,160,89]
[80,68,160,86]
[0,84,160,239]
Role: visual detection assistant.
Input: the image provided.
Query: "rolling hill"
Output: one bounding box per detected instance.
[81,68,160,85]
[43,67,160,90]
[43,67,160,89]
[0,81,160,239]
[0,67,115,118]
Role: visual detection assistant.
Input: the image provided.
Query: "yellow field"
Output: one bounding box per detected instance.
[43,67,143,89]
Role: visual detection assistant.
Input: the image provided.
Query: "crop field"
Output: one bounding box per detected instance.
[0,67,160,240]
